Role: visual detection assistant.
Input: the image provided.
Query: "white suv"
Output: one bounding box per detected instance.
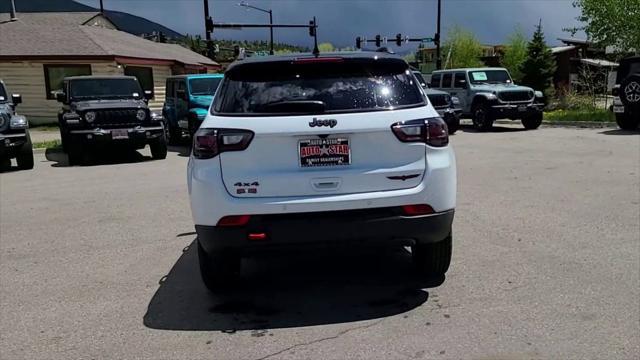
[188,53,456,292]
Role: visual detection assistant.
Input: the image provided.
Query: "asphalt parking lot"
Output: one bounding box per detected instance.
[1,125,638,359]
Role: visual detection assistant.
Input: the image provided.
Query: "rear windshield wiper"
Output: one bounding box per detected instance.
[258,100,326,114]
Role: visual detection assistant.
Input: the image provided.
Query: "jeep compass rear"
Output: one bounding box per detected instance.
[188,53,456,292]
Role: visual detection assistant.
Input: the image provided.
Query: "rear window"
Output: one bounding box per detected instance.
[617,60,640,83]
[213,59,424,116]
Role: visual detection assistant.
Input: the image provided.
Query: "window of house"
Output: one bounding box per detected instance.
[430,73,441,88]
[442,73,453,88]
[43,64,92,99]
[124,66,154,96]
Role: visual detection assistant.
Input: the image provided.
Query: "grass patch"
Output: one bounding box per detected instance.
[30,124,60,131]
[32,139,62,149]
[544,109,615,123]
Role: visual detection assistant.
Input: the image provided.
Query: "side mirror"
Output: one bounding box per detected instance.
[176,89,188,101]
[458,81,468,89]
[143,90,154,100]
[11,94,22,105]
[420,82,427,89]
[55,92,67,103]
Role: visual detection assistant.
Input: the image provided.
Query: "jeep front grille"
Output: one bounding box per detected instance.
[427,94,450,108]
[499,91,533,102]
[93,109,141,125]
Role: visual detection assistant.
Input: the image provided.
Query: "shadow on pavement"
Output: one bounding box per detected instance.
[168,145,190,157]
[45,148,153,167]
[599,129,640,136]
[459,124,527,133]
[143,240,439,331]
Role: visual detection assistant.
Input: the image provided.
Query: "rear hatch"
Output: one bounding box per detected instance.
[211,56,433,198]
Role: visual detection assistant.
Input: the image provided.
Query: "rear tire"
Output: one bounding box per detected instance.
[197,240,241,293]
[522,112,543,130]
[167,123,182,145]
[150,133,168,160]
[16,134,34,170]
[472,102,493,131]
[447,116,460,134]
[615,113,639,130]
[412,234,452,278]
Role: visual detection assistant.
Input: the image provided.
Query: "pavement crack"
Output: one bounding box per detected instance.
[254,319,385,360]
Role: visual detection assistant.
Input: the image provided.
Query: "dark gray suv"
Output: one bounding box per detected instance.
[0,80,33,171]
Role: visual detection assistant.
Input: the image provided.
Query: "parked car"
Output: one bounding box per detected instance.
[0,80,33,170]
[56,75,167,165]
[413,71,461,134]
[612,56,640,130]
[431,68,545,131]
[163,74,224,143]
[188,52,457,292]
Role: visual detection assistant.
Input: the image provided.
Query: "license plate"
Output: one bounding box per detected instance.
[111,129,129,140]
[299,138,350,167]
[613,105,625,113]
[518,105,527,112]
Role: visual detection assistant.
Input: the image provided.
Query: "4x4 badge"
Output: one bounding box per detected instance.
[309,118,337,128]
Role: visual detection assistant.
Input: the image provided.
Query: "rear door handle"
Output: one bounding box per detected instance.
[311,177,342,191]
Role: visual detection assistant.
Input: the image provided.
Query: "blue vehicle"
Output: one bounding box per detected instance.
[162,74,223,143]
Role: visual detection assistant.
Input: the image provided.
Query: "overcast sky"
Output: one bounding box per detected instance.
[77,0,582,49]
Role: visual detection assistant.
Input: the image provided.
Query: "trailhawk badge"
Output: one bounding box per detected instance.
[309,118,337,128]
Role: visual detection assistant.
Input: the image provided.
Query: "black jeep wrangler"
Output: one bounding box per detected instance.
[612,56,640,130]
[57,76,167,165]
[0,80,34,171]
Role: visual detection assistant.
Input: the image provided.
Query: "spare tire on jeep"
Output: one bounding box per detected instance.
[620,74,640,110]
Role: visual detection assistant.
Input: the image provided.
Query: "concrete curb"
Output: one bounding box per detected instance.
[489,119,618,129]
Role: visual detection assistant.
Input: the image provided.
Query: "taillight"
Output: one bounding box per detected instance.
[217,215,251,227]
[391,118,449,147]
[193,128,254,159]
[401,204,435,216]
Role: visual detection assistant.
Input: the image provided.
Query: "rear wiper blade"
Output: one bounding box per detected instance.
[260,100,326,113]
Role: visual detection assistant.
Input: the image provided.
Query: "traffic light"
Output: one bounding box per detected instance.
[309,19,316,37]
[395,33,402,46]
[356,36,362,49]
[205,16,214,33]
[434,33,440,47]
[233,45,240,57]
[206,40,215,59]
[375,35,381,47]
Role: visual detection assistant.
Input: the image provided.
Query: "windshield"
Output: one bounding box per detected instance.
[69,79,143,100]
[189,77,222,96]
[469,70,513,84]
[0,84,7,103]
[214,59,424,115]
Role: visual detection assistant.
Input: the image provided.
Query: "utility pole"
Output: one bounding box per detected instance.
[204,0,211,41]
[99,0,104,14]
[9,0,17,21]
[436,0,442,70]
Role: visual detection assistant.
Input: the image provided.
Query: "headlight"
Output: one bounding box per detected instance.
[451,96,460,105]
[84,111,96,123]
[10,115,28,129]
[136,109,147,121]
[534,91,544,98]
[150,111,163,122]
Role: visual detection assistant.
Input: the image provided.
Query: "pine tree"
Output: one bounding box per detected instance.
[520,21,556,95]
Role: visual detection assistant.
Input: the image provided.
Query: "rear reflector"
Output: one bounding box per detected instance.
[248,233,267,241]
[401,204,435,216]
[217,215,251,227]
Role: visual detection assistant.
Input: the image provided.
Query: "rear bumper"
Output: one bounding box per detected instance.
[0,132,28,158]
[69,125,164,146]
[196,208,454,254]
